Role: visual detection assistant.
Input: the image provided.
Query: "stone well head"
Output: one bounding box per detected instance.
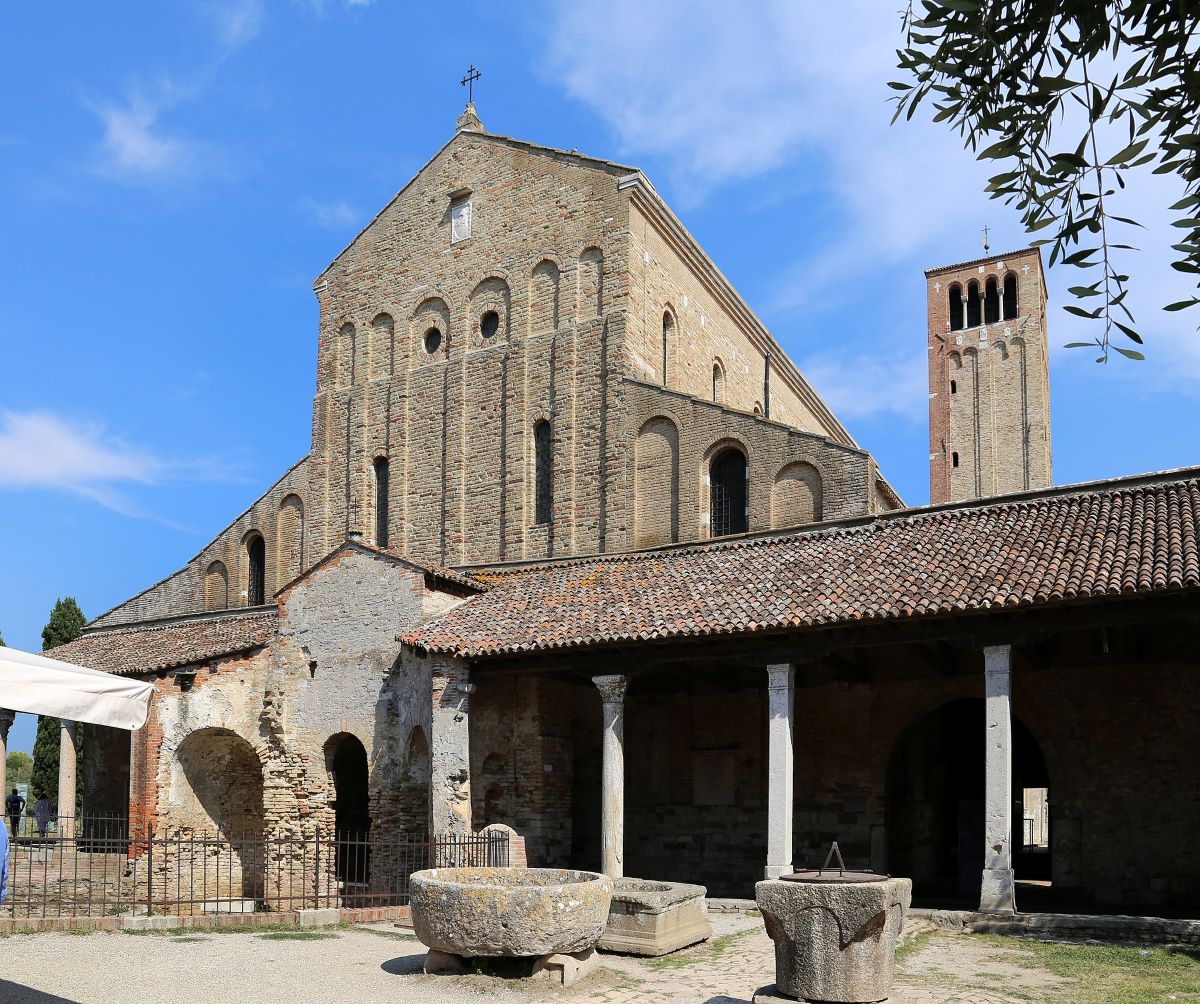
[410,867,613,958]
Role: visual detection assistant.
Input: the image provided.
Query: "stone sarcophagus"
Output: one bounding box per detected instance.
[755,865,911,1003]
[597,877,712,956]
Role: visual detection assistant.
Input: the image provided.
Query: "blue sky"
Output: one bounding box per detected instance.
[1,2,1197,755]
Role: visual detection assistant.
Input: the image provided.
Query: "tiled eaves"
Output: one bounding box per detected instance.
[47,609,278,677]
[411,468,1200,660]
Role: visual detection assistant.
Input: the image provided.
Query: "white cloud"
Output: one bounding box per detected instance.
[299,197,360,228]
[93,88,190,178]
[208,0,265,48]
[0,410,235,526]
[799,352,927,424]
[0,411,165,513]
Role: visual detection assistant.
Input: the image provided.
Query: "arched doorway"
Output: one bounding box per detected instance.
[886,698,1050,903]
[171,728,265,902]
[325,733,370,885]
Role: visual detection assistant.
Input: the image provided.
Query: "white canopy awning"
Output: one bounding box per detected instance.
[0,646,152,731]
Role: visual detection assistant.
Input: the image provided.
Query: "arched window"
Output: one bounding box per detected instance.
[662,311,675,386]
[373,457,390,549]
[952,451,960,468]
[948,284,964,331]
[712,361,725,403]
[245,533,266,606]
[710,447,748,537]
[950,379,957,394]
[984,277,1000,324]
[966,281,981,328]
[1003,273,1018,319]
[533,420,553,526]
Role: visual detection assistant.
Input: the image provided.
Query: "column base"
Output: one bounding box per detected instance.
[979,867,1017,914]
[763,864,793,880]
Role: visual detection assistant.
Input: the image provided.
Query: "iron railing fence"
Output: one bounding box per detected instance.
[3,815,508,920]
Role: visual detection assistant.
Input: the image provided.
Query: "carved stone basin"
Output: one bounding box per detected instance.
[410,867,614,958]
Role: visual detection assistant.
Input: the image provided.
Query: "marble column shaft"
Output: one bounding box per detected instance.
[592,674,627,879]
[58,719,78,839]
[765,663,795,880]
[980,645,1016,913]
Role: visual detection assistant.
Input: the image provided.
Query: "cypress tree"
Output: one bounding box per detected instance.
[32,598,88,813]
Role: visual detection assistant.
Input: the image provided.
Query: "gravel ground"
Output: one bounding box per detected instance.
[0,913,764,1004]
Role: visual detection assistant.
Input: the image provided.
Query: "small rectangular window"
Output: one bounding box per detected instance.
[952,451,960,468]
[450,198,472,243]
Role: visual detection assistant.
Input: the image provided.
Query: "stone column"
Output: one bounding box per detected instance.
[765,664,796,879]
[429,659,473,845]
[980,645,1016,913]
[58,719,78,839]
[0,710,15,818]
[592,674,627,879]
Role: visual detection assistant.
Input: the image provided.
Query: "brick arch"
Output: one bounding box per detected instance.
[204,560,229,611]
[661,304,678,387]
[276,494,304,587]
[394,727,429,837]
[411,296,451,360]
[369,312,394,381]
[335,321,356,388]
[577,246,604,320]
[711,357,726,403]
[241,529,267,607]
[634,416,679,548]
[529,259,560,334]
[469,275,511,347]
[702,437,750,538]
[771,461,822,528]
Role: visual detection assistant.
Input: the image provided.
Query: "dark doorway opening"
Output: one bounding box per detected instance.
[326,733,370,884]
[886,698,1049,904]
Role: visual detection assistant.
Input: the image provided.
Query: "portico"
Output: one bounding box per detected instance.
[409,470,1200,913]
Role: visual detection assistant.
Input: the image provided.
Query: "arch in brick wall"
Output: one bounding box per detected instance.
[529,259,560,334]
[204,561,229,612]
[242,530,267,607]
[712,358,726,404]
[410,296,451,360]
[634,416,679,548]
[336,322,356,388]
[369,313,394,381]
[469,275,511,347]
[395,727,429,837]
[1003,271,1018,319]
[702,437,750,538]
[661,306,677,387]
[948,283,964,331]
[771,461,822,528]
[276,495,304,587]
[577,247,604,320]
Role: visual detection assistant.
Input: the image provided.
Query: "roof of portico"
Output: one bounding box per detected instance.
[46,609,278,677]
[406,468,1200,660]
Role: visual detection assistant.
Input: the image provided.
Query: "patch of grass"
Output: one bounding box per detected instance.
[895,927,937,966]
[356,927,419,942]
[171,936,209,944]
[256,929,339,941]
[644,929,753,971]
[978,935,1200,1004]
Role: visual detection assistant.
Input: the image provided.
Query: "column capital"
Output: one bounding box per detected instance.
[983,644,1012,671]
[0,709,15,733]
[592,674,627,705]
[766,663,794,690]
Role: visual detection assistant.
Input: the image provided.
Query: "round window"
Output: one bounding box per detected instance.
[480,310,500,339]
[423,327,442,354]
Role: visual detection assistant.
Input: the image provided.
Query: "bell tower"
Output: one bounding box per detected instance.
[926,247,1052,504]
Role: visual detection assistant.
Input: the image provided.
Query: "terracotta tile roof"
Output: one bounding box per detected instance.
[48,610,277,677]
[407,470,1200,660]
